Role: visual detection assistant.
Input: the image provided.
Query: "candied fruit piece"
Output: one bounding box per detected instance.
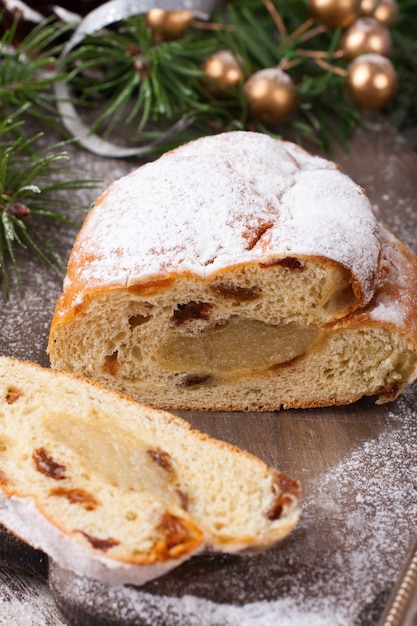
[157,319,319,376]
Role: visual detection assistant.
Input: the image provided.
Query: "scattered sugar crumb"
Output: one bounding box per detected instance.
[0,570,66,626]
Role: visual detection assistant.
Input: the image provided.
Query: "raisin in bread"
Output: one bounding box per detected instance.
[0,356,301,585]
[48,131,417,410]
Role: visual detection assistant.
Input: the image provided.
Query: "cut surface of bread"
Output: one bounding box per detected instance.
[47,132,417,410]
[0,357,301,585]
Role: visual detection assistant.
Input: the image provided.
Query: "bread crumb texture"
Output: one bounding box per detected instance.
[0,357,301,584]
[48,132,417,410]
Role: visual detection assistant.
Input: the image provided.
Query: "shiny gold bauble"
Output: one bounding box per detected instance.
[243,68,297,125]
[202,51,244,96]
[360,0,398,26]
[347,53,398,109]
[341,17,392,60]
[309,0,360,28]
[145,9,194,42]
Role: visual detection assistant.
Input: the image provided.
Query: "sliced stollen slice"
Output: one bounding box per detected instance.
[0,357,301,586]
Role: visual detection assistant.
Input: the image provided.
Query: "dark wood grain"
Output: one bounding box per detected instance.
[0,524,48,580]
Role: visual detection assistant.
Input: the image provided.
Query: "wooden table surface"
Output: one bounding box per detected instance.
[0,120,416,625]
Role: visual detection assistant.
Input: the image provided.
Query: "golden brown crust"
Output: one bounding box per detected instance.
[331,226,417,345]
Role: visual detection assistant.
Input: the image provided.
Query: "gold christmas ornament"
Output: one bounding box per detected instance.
[347,53,398,109]
[145,9,194,42]
[244,68,297,125]
[341,17,392,60]
[360,0,399,26]
[202,50,244,96]
[308,0,360,29]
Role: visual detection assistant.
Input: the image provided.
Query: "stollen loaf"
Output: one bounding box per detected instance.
[0,356,301,585]
[47,131,417,410]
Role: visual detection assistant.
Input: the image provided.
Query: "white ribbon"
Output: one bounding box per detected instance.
[54,0,217,157]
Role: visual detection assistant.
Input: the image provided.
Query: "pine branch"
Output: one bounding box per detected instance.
[0,108,99,297]
[1,0,416,155]
[387,0,417,132]
[60,2,366,151]
[3,1,415,154]
[65,16,224,136]
[0,17,71,130]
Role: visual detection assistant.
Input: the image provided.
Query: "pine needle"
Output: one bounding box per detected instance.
[0,109,99,298]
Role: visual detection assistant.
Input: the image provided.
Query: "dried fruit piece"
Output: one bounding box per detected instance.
[266,473,302,521]
[261,257,304,270]
[50,487,99,510]
[181,374,212,387]
[172,301,213,325]
[43,415,174,497]
[147,448,175,479]
[5,388,22,404]
[175,488,189,510]
[210,283,261,301]
[33,448,66,480]
[157,319,319,376]
[76,530,119,552]
[156,512,197,558]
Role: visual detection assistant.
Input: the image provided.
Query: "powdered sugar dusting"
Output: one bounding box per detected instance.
[370,301,405,325]
[63,131,380,308]
[368,226,417,330]
[0,570,66,626]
